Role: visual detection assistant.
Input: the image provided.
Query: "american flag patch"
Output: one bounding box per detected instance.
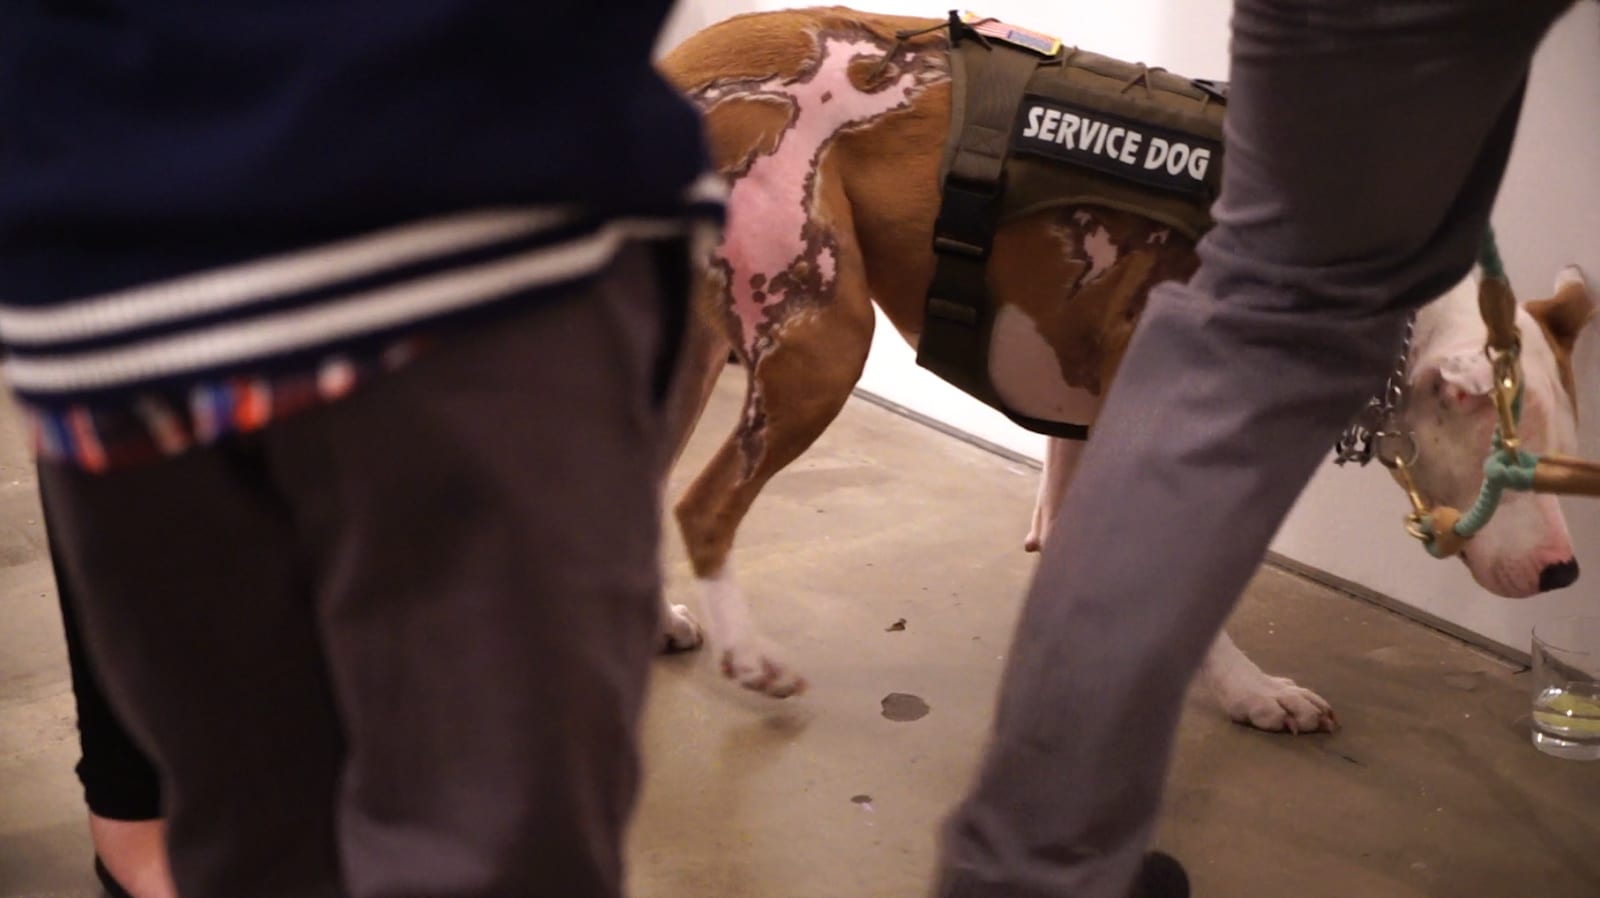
[961,12,1062,57]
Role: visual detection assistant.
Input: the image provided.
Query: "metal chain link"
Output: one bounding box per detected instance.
[1334,314,1416,467]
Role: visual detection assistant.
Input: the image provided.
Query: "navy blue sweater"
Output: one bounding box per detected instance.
[0,1,720,406]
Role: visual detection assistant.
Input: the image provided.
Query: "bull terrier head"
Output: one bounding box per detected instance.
[1400,266,1595,597]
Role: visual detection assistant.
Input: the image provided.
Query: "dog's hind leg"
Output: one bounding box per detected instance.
[661,284,735,481]
[655,286,736,653]
[673,207,875,698]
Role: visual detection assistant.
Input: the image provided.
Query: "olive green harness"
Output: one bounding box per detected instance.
[915,11,1227,438]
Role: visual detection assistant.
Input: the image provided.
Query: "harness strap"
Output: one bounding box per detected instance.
[1479,277,1521,356]
[1478,229,1521,354]
[917,15,1090,438]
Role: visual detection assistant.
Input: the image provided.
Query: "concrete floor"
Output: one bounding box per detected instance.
[2,371,1598,898]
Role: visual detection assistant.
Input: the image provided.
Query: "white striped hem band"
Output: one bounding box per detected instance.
[0,209,575,345]
[2,213,719,395]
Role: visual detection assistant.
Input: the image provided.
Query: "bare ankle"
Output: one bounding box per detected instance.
[87,814,178,898]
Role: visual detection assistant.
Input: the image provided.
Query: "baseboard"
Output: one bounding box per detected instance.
[849,388,1043,471]
[850,386,1530,669]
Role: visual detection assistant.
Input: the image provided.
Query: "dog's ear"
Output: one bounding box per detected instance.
[1526,266,1597,359]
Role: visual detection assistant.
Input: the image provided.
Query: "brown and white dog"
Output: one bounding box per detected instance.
[653,7,1596,732]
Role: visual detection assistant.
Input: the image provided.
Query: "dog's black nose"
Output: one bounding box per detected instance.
[1540,559,1581,592]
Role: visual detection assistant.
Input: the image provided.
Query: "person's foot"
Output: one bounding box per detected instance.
[1129,851,1189,898]
[87,814,177,898]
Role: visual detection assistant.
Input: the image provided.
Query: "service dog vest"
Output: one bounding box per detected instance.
[916,13,1227,439]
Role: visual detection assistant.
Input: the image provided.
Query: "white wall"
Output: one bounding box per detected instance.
[661,0,1600,654]
[657,0,754,55]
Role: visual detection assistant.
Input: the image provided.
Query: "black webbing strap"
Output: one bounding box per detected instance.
[916,15,1089,439]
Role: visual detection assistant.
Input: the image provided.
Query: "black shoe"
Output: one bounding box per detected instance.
[1129,851,1189,898]
[93,856,135,898]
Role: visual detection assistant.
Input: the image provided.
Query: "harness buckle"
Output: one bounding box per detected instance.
[932,235,988,259]
[1372,430,1419,471]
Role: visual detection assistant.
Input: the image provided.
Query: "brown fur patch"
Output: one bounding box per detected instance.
[660,9,945,92]
[701,97,793,177]
[1526,278,1596,407]
[991,208,1198,394]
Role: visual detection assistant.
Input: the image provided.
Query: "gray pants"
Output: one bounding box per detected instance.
[933,2,1577,896]
[40,243,683,897]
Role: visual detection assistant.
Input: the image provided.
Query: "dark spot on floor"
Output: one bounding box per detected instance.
[1324,748,1366,767]
[881,693,930,722]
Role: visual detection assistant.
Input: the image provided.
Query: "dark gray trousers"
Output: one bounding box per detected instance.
[41,243,682,898]
[933,2,1577,896]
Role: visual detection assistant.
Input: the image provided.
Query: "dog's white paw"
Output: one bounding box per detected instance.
[660,603,704,653]
[719,639,807,698]
[1219,675,1337,734]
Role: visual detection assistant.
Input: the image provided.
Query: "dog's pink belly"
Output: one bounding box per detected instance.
[988,303,1101,426]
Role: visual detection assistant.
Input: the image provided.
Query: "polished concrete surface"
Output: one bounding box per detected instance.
[3,372,1597,897]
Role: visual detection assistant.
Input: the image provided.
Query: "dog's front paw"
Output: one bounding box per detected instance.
[719,640,807,698]
[1220,675,1337,734]
[660,603,704,653]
